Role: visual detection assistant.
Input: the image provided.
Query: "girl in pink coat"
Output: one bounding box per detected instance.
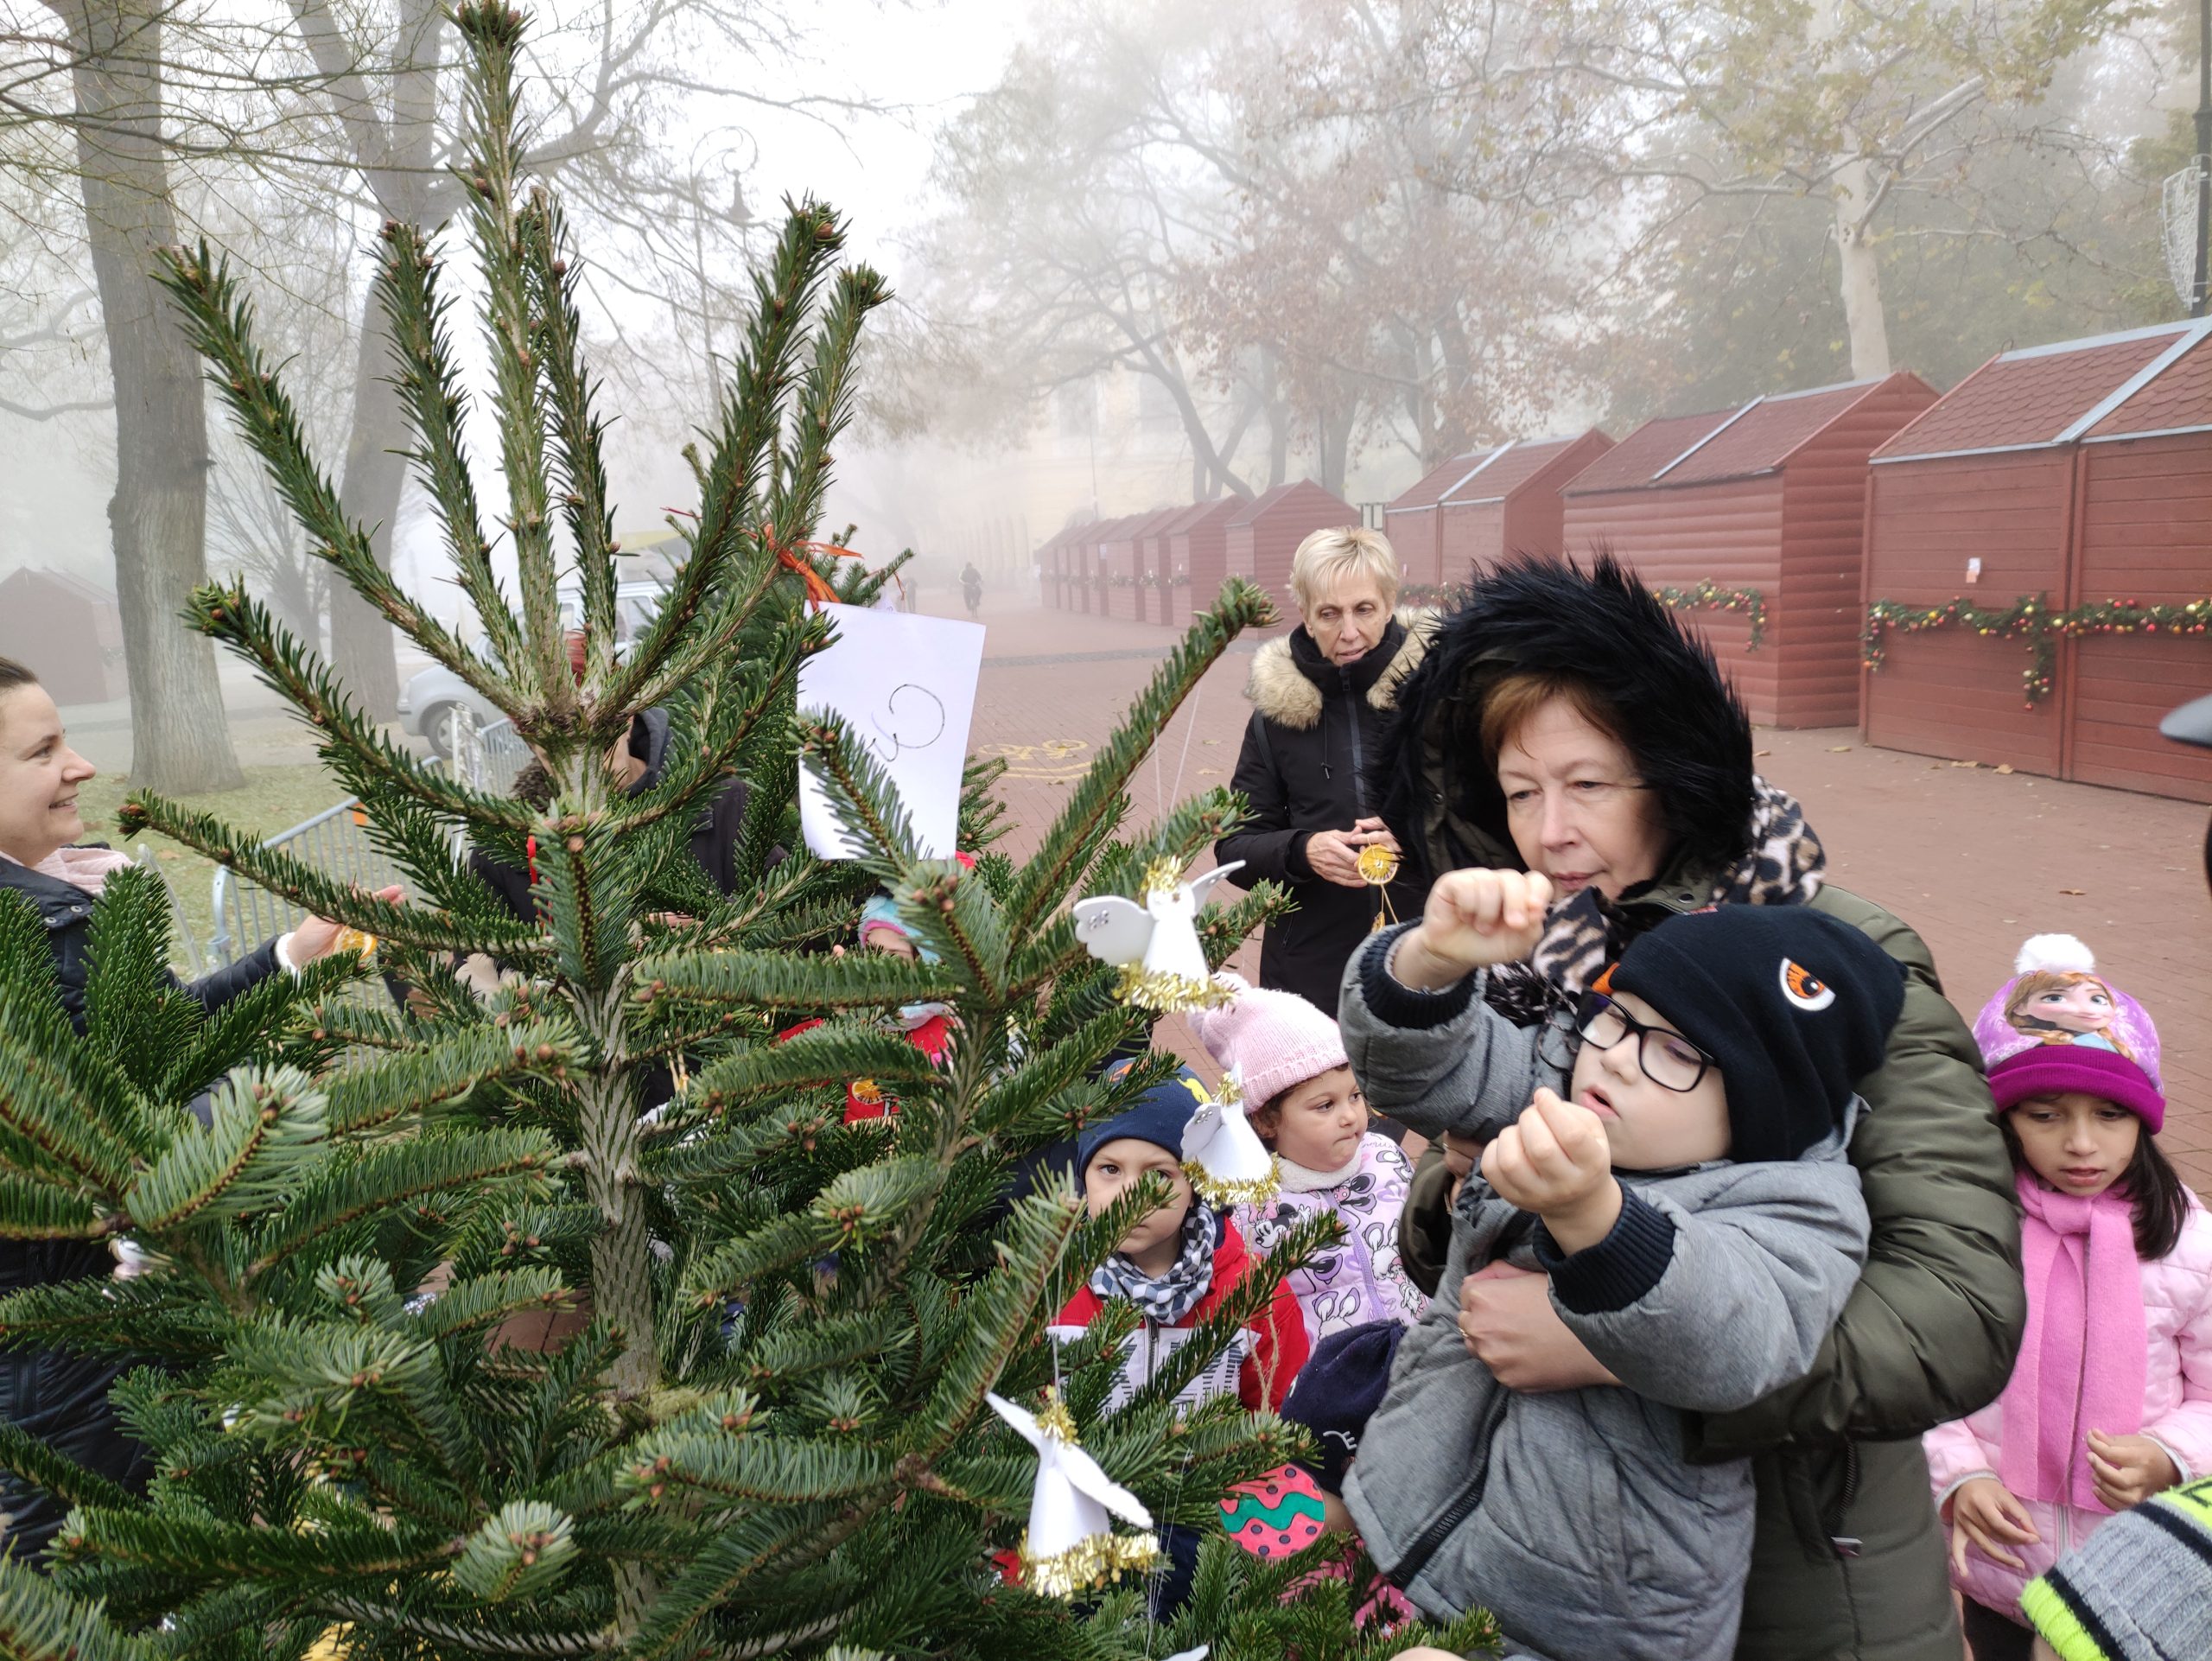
[1924,934,2212,1661]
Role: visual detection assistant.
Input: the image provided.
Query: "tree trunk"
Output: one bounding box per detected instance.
[1830,146,1891,379]
[53,0,244,794]
[327,314,408,715]
[304,0,452,718]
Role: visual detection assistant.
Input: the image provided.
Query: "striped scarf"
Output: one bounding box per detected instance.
[1089,1198,1220,1324]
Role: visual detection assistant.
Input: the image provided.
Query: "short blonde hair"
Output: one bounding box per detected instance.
[1289,525,1400,614]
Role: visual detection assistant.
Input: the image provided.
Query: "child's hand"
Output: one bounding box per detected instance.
[1392,869,1554,988]
[1481,1089,1619,1251]
[2087,1430,2180,1511]
[1948,1477,2038,1575]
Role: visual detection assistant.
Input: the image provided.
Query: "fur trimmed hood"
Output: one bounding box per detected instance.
[1244,609,1433,731]
[1374,556,1757,888]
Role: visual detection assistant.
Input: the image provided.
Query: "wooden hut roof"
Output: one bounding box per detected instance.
[1567,379,1900,493]
[2082,320,2212,442]
[1385,451,1489,516]
[1874,321,2209,462]
[1441,434,1612,504]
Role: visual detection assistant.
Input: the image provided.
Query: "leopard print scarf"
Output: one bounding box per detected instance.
[1484,778,1826,1027]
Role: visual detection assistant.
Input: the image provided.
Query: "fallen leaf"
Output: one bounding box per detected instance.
[2060,888,2085,895]
[157,849,180,862]
[1202,739,1219,746]
[1951,760,1979,768]
[1827,745,1853,753]
[1995,765,2014,775]
[1197,768,1221,776]
[1755,749,1771,757]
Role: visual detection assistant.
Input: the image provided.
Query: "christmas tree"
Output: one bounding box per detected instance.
[0,7,1495,1656]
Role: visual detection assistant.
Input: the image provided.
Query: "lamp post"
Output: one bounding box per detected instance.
[2196,0,2210,317]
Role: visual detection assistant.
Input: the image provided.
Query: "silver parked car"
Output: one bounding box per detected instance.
[397,580,666,756]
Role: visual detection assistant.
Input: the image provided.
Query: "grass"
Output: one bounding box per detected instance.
[76,763,351,975]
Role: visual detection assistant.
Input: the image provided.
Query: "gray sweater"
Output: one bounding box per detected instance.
[1339,934,1871,1661]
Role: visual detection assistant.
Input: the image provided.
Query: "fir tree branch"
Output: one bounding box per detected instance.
[378,218,527,678]
[633,947,959,1014]
[308,1598,616,1656]
[178,579,536,836]
[1006,581,1270,937]
[0,1420,141,1516]
[759,264,889,552]
[605,202,848,716]
[152,241,510,713]
[0,1559,156,1661]
[114,796,547,964]
[453,4,570,711]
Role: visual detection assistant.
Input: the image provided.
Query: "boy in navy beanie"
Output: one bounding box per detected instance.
[1345,905,1902,1661]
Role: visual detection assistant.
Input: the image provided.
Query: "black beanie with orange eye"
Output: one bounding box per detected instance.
[1602,906,1906,1164]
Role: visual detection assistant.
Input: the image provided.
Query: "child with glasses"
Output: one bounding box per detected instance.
[1340,904,1902,1661]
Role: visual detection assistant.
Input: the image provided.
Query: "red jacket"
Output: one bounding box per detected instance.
[1050,1219,1309,1414]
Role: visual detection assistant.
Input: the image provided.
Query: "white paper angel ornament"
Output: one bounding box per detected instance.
[985,1389,1160,1597]
[1071,856,1243,1012]
[1180,1067,1279,1207]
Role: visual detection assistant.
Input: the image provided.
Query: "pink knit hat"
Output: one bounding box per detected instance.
[1971,934,2164,1130]
[1185,973,1349,1112]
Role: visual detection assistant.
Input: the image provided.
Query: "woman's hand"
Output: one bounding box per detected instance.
[1948,1477,2039,1575]
[1455,1261,1618,1391]
[1392,868,1554,988]
[289,884,405,963]
[1306,828,1379,888]
[2087,1429,2180,1511]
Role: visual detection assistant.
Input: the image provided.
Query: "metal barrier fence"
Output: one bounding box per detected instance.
[455,716,532,798]
[137,843,204,976]
[207,728,541,964]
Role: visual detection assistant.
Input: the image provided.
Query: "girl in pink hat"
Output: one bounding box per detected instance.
[1924,934,2212,1661]
[1188,975,1427,1346]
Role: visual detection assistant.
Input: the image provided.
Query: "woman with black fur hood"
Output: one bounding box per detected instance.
[1214,526,1429,1024]
[1342,556,2024,1661]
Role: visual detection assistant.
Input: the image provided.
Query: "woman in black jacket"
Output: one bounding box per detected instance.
[0,656,372,1557]
[1214,525,1428,1019]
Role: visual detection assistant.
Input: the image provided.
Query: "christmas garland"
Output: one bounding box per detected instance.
[1862,594,2212,707]
[1650,581,1768,650]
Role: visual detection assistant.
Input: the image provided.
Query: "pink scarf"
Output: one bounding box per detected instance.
[0,844,132,897]
[1999,1170,2147,1512]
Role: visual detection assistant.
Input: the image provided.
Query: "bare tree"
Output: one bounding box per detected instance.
[33,0,243,792]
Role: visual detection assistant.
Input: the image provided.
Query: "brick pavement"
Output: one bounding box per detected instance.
[947,593,2212,1190]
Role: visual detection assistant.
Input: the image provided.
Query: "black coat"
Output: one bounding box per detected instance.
[1214,617,1428,1016]
[468,707,757,921]
[0,855,285,1558]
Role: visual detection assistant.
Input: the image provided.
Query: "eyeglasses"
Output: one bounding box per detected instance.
[1574,993,1715,1093]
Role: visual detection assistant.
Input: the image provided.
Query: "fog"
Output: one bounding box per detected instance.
[1,0,2202,805]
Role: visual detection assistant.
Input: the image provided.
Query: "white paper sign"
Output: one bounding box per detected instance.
[798,603,985,859]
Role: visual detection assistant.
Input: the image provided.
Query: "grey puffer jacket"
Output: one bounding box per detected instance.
[1339,940,1869,1661]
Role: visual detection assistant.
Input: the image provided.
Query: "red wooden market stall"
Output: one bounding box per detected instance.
[1038,525,1076,609]
[1435,430,1616,589]
[1382,449,1488,591]
[1863,318,2212,802]
[1224,480,1357,634]
[1073,515,1131,614]
[1119,506,1185,624]
[1158,497,1245,627]
[1560,372,1937,729]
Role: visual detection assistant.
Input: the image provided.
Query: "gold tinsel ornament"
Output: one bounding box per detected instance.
[1071,857,1244,1013]
[986,1390,1160,1598]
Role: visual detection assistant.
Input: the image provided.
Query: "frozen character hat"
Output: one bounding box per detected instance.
[1279,1320,1405,1495]
[1075,1064,1214,1181]
[1973,935,2163,1130]
[1603,906,1907,1164]
[856,853,979,964]
[1184,973,1350,1113]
